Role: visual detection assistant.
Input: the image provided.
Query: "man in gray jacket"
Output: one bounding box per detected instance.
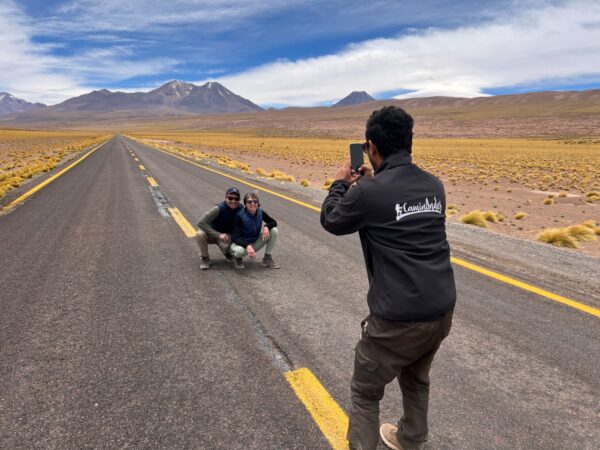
[321,106,456,450]
[197,187,242,269]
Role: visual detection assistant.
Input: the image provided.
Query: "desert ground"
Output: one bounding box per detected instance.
[2,94,599,256]
[129,132,600,257]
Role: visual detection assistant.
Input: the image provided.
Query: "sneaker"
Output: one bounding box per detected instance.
[234,257,245,269]
[261,254,280,269]
[380,423,404,450]
[224,252,234,263]
[200,257,211,270]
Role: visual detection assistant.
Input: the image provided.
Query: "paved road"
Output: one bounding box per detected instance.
[1,136,598,449]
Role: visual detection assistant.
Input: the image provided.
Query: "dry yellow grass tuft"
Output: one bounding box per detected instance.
[300,179,310,187]
[460,210,488,227]
[483,210,499,223]
[543,198,554,205]
[566,224,597,242]
[582,220,597,229]
[514,212,527,220]
[536,228,578,248]
[322,178,333,190]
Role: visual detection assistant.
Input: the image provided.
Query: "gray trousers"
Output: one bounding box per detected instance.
[196,230,230,258]
[347,310,453,450]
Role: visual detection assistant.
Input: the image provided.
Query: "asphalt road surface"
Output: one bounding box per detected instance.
[1,136,598,449]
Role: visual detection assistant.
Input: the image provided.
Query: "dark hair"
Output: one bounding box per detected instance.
[365,106,414,157]
[243,192,259,205]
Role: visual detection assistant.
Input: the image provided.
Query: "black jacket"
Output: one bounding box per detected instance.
[321,152,456,321]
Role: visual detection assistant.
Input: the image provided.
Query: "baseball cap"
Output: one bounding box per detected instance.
[226,187,240,196]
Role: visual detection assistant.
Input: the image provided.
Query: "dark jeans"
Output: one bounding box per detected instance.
[347,310,453,450]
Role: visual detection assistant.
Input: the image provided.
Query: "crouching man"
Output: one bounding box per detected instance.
[229,192,280,269]
[196,187,242,270]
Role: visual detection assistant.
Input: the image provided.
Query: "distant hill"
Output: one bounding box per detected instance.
[0,93,46,115]
[333,91,375,107]
[35,80,263,116]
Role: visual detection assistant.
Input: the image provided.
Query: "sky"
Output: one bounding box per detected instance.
[1,0,600,106]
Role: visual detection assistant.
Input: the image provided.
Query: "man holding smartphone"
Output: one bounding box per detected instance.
[321,106,456,450]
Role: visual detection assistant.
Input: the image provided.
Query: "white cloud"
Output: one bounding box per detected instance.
[0,1,181,104]
[208,0,600,105]
[42,0,298,33]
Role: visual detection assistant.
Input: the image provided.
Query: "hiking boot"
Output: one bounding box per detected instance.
[380,424,404,450]
[224,251,234,263]
[261,254,280,269]
[234,257,245,269]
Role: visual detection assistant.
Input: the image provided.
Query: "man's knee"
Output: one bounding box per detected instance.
[197,230,208,244]
[269,227,278,239]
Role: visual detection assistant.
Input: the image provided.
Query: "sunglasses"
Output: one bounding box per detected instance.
[246,200,259,205]
[227,196,240,201]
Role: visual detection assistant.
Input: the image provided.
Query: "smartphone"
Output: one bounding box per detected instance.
[349,143,364,173]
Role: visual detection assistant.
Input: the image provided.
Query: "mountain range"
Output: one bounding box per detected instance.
[0,92,46,115]
[0,81,264,118]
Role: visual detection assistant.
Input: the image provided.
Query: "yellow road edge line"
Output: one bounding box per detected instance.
[168,207,197,238]
[139,165,146,170]
[1,139,111,214]
[147,176,158,187]
[451,257,600,318]
[136,139,598,319]
[146,144,321,212]
[285,368,349,450]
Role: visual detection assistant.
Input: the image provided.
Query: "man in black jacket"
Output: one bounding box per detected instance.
[196,187,242,270]
[321,106,456,450]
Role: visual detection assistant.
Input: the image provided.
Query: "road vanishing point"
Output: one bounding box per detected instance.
[1,136,599,449]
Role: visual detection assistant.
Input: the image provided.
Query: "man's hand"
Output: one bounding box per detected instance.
[247,245,256,258]
[334,157,365,184]
[261,226,270,241]
[219,233,230,243]
[358,163,374,178]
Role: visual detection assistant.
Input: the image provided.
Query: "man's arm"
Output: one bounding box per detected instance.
[320,180,367,235]
[197,206,221,239]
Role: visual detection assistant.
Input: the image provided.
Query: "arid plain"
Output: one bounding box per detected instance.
[2,91,599,256]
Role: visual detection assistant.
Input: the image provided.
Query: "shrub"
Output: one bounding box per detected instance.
[536,228,578,248]
[322,178,333,190]
[565,225,597,242]
[460,210,488,227]
[558,192,568,198]
[582,220,597,229]
[514,212,527,220]
[543,198,554,205]
[255,167,268,176]
[483,210,499,223]
[300,179,310,187]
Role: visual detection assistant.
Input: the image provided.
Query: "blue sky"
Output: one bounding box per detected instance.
[1,0,600,106]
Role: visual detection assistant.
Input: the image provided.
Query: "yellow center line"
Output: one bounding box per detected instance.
[168,207,197,238]
[136,138,599,320]
[134,157,139,162]
[1,139,111,214]
[285,368,349,450]
[139,165,146,171]
[147,176,158,187]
